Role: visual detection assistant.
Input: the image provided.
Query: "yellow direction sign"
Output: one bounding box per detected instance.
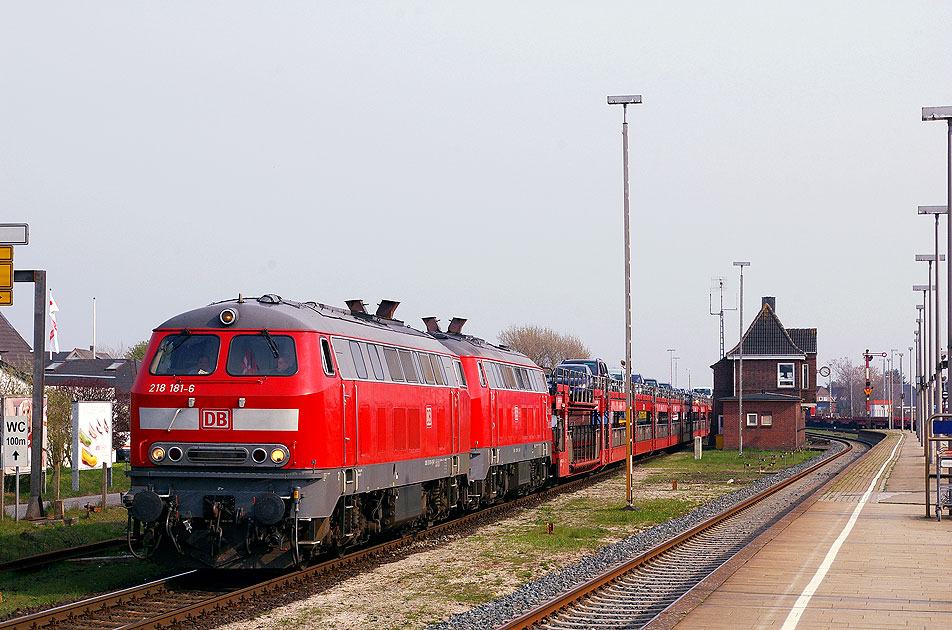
[0,246,12,305]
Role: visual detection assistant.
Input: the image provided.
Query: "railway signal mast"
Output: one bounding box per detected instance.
[864,350,888,421]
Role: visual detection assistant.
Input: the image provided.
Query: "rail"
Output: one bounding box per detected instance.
[0,466,625,630]
[495,434,857,630]
[0,537,126,574]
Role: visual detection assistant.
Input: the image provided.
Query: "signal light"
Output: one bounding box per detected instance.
[270,448,286,464]
[150,446,166,462]
[220,308,238,325]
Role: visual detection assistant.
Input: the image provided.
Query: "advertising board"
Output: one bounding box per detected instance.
[72,401,113,470]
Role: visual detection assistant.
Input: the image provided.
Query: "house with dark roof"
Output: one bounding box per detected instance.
[0,311,34,372]
[711,297,816,451]
[44,356,139,391]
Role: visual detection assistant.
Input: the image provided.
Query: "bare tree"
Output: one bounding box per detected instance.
[497,325,590,372]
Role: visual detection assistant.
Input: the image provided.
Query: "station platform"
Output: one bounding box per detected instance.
[652,431,952,630]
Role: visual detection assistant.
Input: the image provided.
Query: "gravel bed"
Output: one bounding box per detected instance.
[426,441,848,630]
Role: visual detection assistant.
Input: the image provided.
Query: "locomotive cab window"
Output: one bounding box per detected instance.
[227,334,297,376]
[454,360,467,387]
[150,333,221,376]
[321,338,335,376]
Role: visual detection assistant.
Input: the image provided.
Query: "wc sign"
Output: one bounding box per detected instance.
[2,416,28,468]
[201,409,232,430]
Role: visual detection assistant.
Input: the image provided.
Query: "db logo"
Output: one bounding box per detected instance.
[201,409,232,430]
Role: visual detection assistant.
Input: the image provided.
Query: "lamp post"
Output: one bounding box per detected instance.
[608,94,642,510]
[918,206,948,416]
[673,357,680,389]
[899,351,904,431]
[903,346,918,431]
[916,308,924,441]
[914,260,942,420]
[922,107,952,417]
[733,261,750,456]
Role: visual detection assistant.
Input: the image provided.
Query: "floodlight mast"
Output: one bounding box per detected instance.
[733,261,750,456]
[608,95,643,106]
[608,93,642,510]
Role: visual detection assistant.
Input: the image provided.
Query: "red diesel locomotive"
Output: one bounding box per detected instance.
[124,295,709,568]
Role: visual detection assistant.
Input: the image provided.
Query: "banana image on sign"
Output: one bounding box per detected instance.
[81,447,98,467]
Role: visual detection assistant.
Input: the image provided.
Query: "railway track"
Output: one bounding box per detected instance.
[0,461,629,630]
[0,538,126,574]
[493,433,869,630]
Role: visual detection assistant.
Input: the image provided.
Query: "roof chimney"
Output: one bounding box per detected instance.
[345,300,368,315]
[422,317,442,333]
[375,300,400,319]
[447,317,467,334]
[762,296,776,312]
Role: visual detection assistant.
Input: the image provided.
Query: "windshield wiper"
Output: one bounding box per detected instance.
[261,329,280,358]
[163,328,192,356]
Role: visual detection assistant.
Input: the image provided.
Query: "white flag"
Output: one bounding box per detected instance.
[48,290,60,356]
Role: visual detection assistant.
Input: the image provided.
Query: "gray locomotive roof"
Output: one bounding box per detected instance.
[433,334,538,368]
[155,295,450,354]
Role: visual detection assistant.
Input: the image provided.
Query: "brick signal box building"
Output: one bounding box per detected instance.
[711,297,816,451]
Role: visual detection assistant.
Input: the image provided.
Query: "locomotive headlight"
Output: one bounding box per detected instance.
[220,308,239,325]
[270,448,286,464]
[150,446,166,462]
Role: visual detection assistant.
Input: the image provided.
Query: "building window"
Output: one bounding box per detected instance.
[778,363,795,388]
[802,364,809,390]
[747,412,758,426]
[761,413,773,426]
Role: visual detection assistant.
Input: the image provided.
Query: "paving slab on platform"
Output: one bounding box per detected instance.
[649,432,952,630]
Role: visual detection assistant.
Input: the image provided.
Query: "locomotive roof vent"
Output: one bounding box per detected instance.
[258,294,282,304]
[375,300,400,320]
[422,317,442,333]
[346,299,368,315]
[448,317,467,334]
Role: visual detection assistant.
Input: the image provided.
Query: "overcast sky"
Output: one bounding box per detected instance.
[2,3,951,387]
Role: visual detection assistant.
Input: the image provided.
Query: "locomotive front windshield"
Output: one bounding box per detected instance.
[149,333,221,375]
[226,334,297,376]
